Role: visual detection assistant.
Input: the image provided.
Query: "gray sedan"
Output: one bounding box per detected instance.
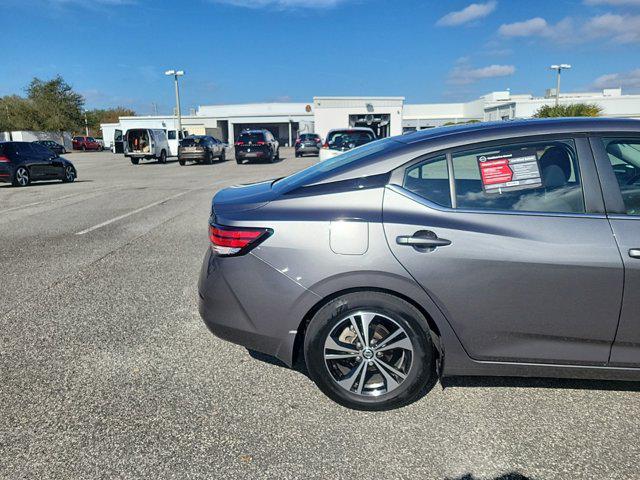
[198,118,640,410]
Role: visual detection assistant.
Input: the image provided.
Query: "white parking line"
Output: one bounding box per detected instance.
[75,190,191,235]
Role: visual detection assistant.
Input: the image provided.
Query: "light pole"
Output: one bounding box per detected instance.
[549,64,571,107]
[84,110,89,136]
[165,69,185,134]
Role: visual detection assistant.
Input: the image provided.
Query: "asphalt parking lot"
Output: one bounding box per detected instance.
[1,148,639,480]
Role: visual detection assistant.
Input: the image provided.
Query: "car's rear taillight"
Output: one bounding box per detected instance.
[209,224,272,256]
[322,141,329,149]
[256,141,266,145]
[0,155,10,163]
[235,141,244,146]
[295,139,301,145]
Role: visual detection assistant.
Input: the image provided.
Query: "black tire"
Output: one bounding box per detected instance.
[204,151,213,165]
[12,166,30,187]
[295,152,300,158]
[236,157,243,164]
[158,150,167,164]
[179,158,186,166]
[81,145,86,151]
[130,157,139,165]
[304,291,435,411]
[220,150,226,162]
[274,148,280,161]
[61,165,76,183]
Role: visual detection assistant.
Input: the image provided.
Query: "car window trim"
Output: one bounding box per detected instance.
[589,134,640,216]
[393,132,603,216]
[388,184,608,220]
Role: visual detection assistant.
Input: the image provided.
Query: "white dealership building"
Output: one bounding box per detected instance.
[101,88,640,149]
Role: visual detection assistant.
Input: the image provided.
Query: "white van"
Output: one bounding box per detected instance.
[124,128,171,164]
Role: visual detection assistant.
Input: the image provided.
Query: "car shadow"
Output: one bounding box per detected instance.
[447,473,533,480]
[442,375,640,392]
[0,179,93,189]
[246,349,640,402]
[246,348,439,406]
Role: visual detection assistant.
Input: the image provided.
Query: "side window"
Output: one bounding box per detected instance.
[452,139,585,214]
[403,155,451,208]
[32,144,50,155]
[168,130,176,140]
[602,138,640,216]
[16,143,34,156]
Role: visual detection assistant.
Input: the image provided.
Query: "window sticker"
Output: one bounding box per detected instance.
[477,149,543,194]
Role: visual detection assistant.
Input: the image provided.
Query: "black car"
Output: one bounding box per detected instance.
[234,129,280,164]
[178,136,227,165]
[33,140,67,155]
[0,141,77,187]
[294,133,321,157]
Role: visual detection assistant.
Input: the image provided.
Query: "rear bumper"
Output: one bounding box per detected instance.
[197,248,316,366]
[0,165,13,183]
[296,145,320,154]
[236,148,269,159]
[179,152,208,161]
[319,148,342,162]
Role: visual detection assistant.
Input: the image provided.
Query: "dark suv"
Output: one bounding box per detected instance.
[295,133,321,157]
[0,141,77,187]
[235,130,279,164]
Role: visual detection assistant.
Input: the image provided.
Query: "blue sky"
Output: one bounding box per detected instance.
[2,0,639,114]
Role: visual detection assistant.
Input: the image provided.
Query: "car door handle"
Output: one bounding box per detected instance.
[630,249,640,259]
[396,232,451,248]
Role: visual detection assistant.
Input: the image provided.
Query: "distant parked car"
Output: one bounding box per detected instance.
[319,127,376,162]
[295,133,322,157]
[0,141,77,187]
[72,136,102,151]
[235,129,279,164]
[124,128,171,164]
[33,140,66,155]
[179,135,229,165]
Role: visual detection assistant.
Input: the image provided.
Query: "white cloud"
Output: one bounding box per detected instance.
[211,0,348,8]
[448,63,515,85]
[584,13,640,43]
[584,0,640,6]
[592,69,640,91]
[437,1,497,26]
[498,17,573,40]
[499,13,640,43]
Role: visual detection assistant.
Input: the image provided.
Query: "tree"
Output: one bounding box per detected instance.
[0,95,39,131]
[26,75,85,132]
[443,119,481,126]
[533,103,603,118]
[85,107,136,137]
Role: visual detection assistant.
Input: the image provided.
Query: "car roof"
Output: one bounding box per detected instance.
[298,117,640,187]
[396,117,640,145]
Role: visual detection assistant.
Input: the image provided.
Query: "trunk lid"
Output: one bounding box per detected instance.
[212,179,279,214]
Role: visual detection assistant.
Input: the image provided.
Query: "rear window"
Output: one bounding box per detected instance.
[274,138,395,192]
[87,137,96,142]
[327,130,375,148]
[181,137,206,146]
[237,133,265,143]
[300,134,319,140]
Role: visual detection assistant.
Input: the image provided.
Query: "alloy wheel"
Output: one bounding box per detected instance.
[65,166,75,181]
[15,167,29,186]
[323,311,414,397]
